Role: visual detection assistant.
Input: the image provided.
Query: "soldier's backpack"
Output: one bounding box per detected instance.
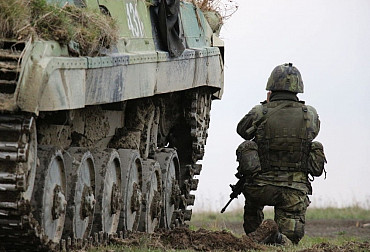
[255,101,311,173]
[236,140,261,178]
[307,141,327,178]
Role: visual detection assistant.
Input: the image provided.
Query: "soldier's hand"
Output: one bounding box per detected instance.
[235,172,243,179]
[267,91,271,102]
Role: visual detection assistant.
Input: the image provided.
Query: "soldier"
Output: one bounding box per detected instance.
[236,63,326,244]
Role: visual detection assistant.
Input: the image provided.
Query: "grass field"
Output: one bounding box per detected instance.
[189,206,370,251]
[190,205,370,224]
[88,207,370,252]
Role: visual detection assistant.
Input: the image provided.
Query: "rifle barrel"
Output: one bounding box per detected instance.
[221,198,233,213]
[221,176,246,213]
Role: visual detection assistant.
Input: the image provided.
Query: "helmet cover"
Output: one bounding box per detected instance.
[266,63,304,93]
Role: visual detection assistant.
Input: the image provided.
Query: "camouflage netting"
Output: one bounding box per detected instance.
[0,0,118,56]
[187,0,238,34]
[189,0,238,20]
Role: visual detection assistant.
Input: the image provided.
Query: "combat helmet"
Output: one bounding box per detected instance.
[266,63,304,93]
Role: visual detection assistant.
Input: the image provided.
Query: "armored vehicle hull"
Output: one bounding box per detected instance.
[0,0,224,250]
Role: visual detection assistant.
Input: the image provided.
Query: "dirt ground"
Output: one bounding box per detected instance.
[112,227,264,251]
[207,219,370,240]
[110,219,370,251]
[305,219,370,239]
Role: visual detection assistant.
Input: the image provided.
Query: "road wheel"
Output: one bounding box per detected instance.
[92,149,122,234]
[139,159,162,233]
[33,146,67,243]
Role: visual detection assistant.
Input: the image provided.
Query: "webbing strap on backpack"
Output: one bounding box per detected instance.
[245,102,291,137]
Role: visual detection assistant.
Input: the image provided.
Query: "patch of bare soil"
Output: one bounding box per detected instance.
[192,218,370,240]
[298,219,370,252]
[298,241,370,252]
[112,227,265,251]
[305,219,370,239]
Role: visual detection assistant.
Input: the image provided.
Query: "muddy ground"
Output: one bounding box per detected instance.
[109,219,370,251]
[112,228,264,251]
[197,218,370,240]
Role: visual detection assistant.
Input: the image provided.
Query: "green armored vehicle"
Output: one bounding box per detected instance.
[0,0,224,250]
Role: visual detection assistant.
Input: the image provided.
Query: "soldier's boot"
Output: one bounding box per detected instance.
[248,219,293,245]
[277,233,293,246]
[248,219,279,244]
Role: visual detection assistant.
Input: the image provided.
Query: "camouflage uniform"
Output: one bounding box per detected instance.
[237,63,320,244]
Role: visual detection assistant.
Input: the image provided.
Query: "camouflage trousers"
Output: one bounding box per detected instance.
[242,184,310,244]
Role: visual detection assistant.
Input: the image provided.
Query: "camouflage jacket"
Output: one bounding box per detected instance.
[237,91,320,194]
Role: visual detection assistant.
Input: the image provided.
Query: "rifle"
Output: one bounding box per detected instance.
[220,176,246,213]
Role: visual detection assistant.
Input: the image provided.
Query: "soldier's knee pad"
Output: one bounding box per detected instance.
[283,218,304,244]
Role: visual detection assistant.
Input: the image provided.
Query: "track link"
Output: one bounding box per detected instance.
[174,89,213,226]
[0,115,52,251]
[0,116,124,251]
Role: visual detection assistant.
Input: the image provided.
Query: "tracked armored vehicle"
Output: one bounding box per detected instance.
[0,0,224,250]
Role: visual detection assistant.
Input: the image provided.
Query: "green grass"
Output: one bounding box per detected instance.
[305,206,370,220]
[0,0,118,56]
[190,206,370,224]
[249,235,368,252]
[188,207,370,251]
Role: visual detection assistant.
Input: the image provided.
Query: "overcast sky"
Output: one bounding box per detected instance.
[193,0,370,212]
